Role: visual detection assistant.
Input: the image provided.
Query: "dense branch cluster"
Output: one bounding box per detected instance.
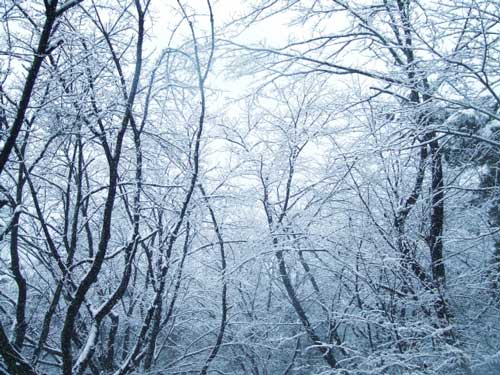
[0,0,499,374]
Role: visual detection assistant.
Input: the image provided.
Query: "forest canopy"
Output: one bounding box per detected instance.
[0,0,499,374]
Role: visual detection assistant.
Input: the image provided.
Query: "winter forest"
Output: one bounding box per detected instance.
[1,0,500,374]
